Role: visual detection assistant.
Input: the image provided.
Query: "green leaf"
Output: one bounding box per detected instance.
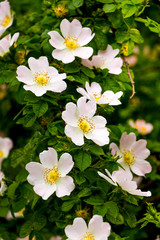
[64,62,80,73]
[122,5,137,18]
[33,212,47,230]
[81,66,95,78]
[123,208,137,228]
[19,220,33,238]
[93,201,119,217]
[84,195,104,205]
[129,28,144,44]
[33,101,48,117]
[47,122,58,135]
[61,201,75,212]
[72,0,84,8]
[94,29,108,50]
[23,113,37,127]
[24,92,39,103]
[78,188,92,198]
[103,4,117,13]
[74,174,86,185]
[74,151,92,171]
[84,144,105,156]
[10,148,26,168]
[8,182,19,199]
[12,198,27,212]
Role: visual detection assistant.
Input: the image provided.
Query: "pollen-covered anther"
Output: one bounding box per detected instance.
[34,72,50,86]
[135,124,146,133]
[0,150,4,158]
[65,36,79,50]
[1,15,11,27]
[78,116,95,134]
[53,4,68,17]
[81,232,95,240]
[44,167,60,185]
[123,151,135,165]
[93,93,101,101]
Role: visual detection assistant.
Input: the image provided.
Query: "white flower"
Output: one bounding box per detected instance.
[25,147,75,200]
[48,19,95,64]
[62,97,109,146]
[98,168,151,197]
[0,32,19,57]
[77,82,123,105]
[16,56,67,97]
[82,45,123,75]
[0,136,13,169]
[110,132,152,177]
[65,215,111,240]
[129,119,153,135]
[0,0,13,37]
[0,171,7,196]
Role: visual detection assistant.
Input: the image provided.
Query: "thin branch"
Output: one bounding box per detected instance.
[122,55,136,99]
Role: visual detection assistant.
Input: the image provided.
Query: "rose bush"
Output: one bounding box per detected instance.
[0,0,160,239]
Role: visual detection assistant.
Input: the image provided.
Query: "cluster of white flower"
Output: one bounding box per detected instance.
[0,1,153,239]
[0,0,19,56]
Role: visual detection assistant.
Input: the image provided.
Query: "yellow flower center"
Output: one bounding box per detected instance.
[123,151,135,165]
[18,208,25,217]
[53,4,68,17]
[34,72,50,86]
[135,124,147,133]
[44,167,60,185]
[75,208,89,219]
[93,93,101,102]
[81,232,95,240]
[78,116,95,134]
[65,37,79,50]
[1,15,11,27]
[0,150,4,158]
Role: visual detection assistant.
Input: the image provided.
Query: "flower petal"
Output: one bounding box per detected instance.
[28,56,49,73]
[132,139,150,159]
[34,182,56,200]
[56,176,75,197]
[60,19,82,38]
[46,80,67,93]
[58,153,74,177]
[65,217,87,240]
[73,46,93,59]
[52,48,75,63]
[39,147,58,168]
[98,171,116,186]
[81,59,93,69]
[62,102,79,127]
[85,128,109,146]
[78,28,95,46]
[120,132,136,152]
[98,45,119,59]
[88,215,111,239]
[24,84,47,97]
[65,125,84,146]
[48,31,65,49]
[77,97,96,118]
[16,66,34,85]
[109,143,121,156]
[10,32,19,47]
[92,116,107,128]
[131,160,152,176]
[25,162,45,185]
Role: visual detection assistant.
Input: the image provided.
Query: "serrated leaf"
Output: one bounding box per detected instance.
[81,66,95,78]
[19,220,33,238]
[33,101,48,117]
[84,195,104,205]
[103,4,117,13]
[72,0,84,8]
[61,201,75,212]
[74,151,92,171]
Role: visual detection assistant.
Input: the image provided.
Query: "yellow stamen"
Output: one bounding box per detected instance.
[123,151,135,165]
[53,4,68,18]
[81,232,95,240]
[0,150,4,158]
[65,37,79,50]
[135,124,147,133]
[34,72,50,86]
[1,15,11,27]
[18,208,25,217]
[44,167,60,185]
[75,208,89,219]
[93,93,101,102]
[78,116,95,134]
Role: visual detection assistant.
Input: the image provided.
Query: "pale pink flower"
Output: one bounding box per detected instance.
[110,132,152,177]
[62,97,109,146]
[48,19,95,63]
[77,82,123,105]
[0,0,13,37]
[82,45,123,75]
[50,237,61,240]
[65,215,111,240]
[17,236,35,240]
[0,136,13,169]
[26,148,75,200]
[16,56,67,97]
[98,168,151,197]
[0,32,19,57]
[0,171,7,196]
[129,119,153,135]
[6,208,25,220]
[126,55,138,66]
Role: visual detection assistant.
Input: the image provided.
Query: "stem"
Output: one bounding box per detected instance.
[122,55,136,99]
